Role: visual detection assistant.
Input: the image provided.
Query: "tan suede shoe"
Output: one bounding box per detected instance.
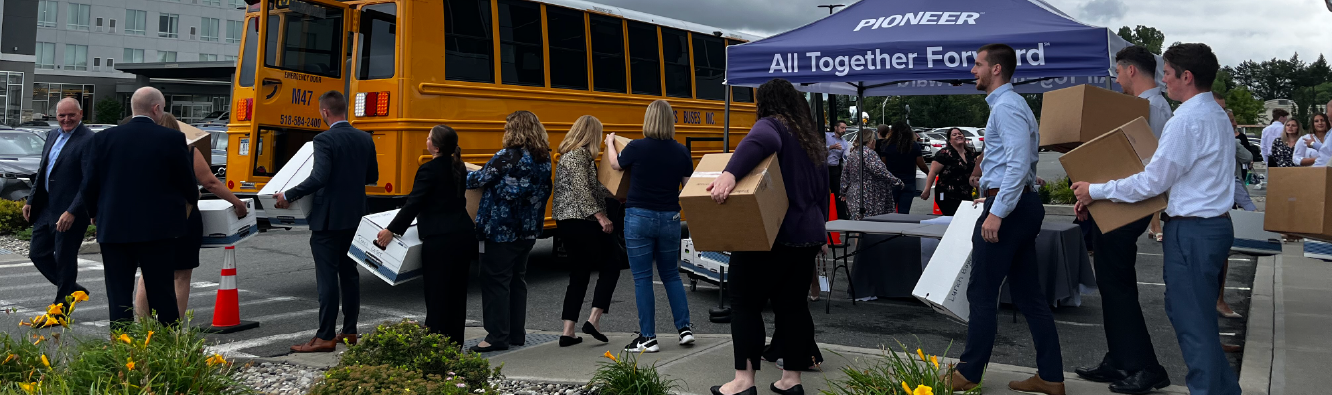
[946,370,979,392]
[1008,375,1065,395]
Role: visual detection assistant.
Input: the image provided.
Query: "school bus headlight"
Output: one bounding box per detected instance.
[354,93,367,117]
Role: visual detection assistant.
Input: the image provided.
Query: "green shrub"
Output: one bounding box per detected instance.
[85,225,96,240]
[587,350,679,395]
[15,227,31,241]
[64,316,250,394]
[1038,177,1076,205]
[338,320,500,391]
[309,365,475,395]
[0,199,27,235]
[822,340,979,395]
[94,97,124,125]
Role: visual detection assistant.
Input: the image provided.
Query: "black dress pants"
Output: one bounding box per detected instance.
[311,229,359,340]
[481,239,535,345]
[558,219,621,321]
[729,244,821,371]
[1091,214,1163,372]
[29,220,90,304]
[101,239,178,329]
[421,233,476,346]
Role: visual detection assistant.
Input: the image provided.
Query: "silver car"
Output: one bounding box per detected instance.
[0,130,47,200]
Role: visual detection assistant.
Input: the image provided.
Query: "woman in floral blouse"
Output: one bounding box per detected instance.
[1270,118,1301,168]
[840,131,904,220]
[552,115,619,347]
[921,128,982,216]
[465,110,553,353]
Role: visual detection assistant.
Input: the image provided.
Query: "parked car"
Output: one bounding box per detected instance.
[929,127,985,152]
[15,120,57,135]
[0,130,48,201]
[921,131,947,159]
[200,125,228,178]
[86,124,116,132]
[195,111,230,126]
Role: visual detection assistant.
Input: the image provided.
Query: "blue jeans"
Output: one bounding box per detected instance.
[893,188,916,214]
[1233,179,1256,211]
[624,208,691,338]
[1163,217,1241,395]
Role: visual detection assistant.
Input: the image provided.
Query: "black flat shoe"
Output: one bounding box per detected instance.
[709,385,757,395]
[559,335,583,347]
[770,382,804,395]
[469,343,509,353]
[1075,359,1127,383]
[583,321,609,343]
[1109,366,1170,394]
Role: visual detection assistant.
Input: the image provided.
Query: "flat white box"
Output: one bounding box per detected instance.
[1231,210,1281,256]
[912,202,984,323]
[1305,240,1332,261]
[678,238,729,283]
[199,198,257,247]
[257,141,316,226]
[348,209,423,285]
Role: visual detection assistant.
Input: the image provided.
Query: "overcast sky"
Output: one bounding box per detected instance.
[593,0,1332,67]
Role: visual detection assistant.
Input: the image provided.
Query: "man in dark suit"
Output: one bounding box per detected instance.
[273,90,378,353]
[82,87,198,328]
[24,98,94,305]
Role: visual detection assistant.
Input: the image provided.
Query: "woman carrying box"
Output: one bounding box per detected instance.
[552,115,620,347]
[706,79,828,395]
[376,125,477,346]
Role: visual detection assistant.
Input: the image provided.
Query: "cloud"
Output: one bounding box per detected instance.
[1078,0,1129,23]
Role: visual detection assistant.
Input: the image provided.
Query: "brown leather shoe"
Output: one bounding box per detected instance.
[290,337,336,353]
[1008,375,1065,395]
[336,333,358,346]
[946,370,979,392]
[1223,343,1243,353]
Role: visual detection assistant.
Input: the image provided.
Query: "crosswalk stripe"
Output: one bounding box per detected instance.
[245,308,319,323]
[2,266,101,279]
[0,259,100,270]
[0,277,102,292]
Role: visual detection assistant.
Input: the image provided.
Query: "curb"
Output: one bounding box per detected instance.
[1238,253,1277,395]
[78,241,98,254]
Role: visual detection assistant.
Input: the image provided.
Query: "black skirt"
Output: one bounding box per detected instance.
[174,206,204,270]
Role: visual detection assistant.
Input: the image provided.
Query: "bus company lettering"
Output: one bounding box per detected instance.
[767,43,1047,76]
[853,12,981,31]
[674,110,715,125]
[281,71,324,83]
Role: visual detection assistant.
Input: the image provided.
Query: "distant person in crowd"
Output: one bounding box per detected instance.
[83,87,197,329]
[133,114,249,320]
[1261,108,1290,165]
[949,44,1064,395]
[25,98,94,308]
[920,127,981,216]
[1294,113,1330,166]
[1073,43,1242,395]
[707,78,828,395]
[273,91,379,353]
[467,110,553,353]
[875,120,927,213]
[552,115,619,347]
[605,100,695,353]
[1232,112,1258,212]
[1269,118,1301,168]
[376,125,476,346]
[1071,45,1173,394]
[825,121,849,219]
[840,128,903,219]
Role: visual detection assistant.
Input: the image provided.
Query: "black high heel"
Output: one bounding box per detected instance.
[582,321,609,343]
[770,382,804,395]
[709,386,757,395]
[559,335,583,347]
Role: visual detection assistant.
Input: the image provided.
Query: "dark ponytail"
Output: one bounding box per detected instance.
[429,125,467,198]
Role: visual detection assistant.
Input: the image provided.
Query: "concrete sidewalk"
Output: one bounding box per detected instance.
[1239,243,1330,395]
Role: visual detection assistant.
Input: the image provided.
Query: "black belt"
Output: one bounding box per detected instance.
[983,186,1035,197]
[1162,212,1230,221]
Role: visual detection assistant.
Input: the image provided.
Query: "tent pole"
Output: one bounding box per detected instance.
[724,85,731,153]
[857,86,866,220]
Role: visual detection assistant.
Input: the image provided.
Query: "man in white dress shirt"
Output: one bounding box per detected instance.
[1072,43,1241,395]
[1260,108,1289,165]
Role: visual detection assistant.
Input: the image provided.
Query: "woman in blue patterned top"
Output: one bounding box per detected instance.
[466,110,553,353]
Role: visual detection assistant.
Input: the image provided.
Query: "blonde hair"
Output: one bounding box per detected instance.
[503,110,551,162]
[558,115,603,157]
[643,100,675,140]
[157,113,181,131]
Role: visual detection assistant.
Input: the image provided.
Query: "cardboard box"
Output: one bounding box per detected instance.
[1231,210,1281,256]
[599,136,632,199]
[679,153,787,252]
[912,202,984,323]
[1264,167,1332,240]
[348,209,424,285]
[180,123,213,167]
[1058,117,1166,233]
[1039,84,1150,152]
[257,141,316,226]
[465,162,483,221]
[199,198,257,247]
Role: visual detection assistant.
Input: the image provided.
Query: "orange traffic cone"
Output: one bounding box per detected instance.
[202,246,260,334]
[829,193,842,245]
[933,201,942,215]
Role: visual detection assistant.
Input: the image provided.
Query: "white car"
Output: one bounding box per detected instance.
[85,124,116,132]
[921,132,946,158]
[929,127,985,152]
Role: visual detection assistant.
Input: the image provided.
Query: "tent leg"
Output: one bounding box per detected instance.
[724,85,731,153]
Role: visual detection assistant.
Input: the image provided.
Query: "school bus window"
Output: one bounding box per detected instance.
[546,6,587,90]
[238,16,257,87]
[691,33,725,101]
[264,13,279,69]
[264,0,344,78]
[732,86,753,103]
[498,0,544,87]
[627,21,660,96]
[356,3,397,80]
[589,15,625,93]
[661,27,691,98]
[444,0,494,83]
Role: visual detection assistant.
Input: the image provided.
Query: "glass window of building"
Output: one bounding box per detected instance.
[125,10,147,35]
[227,20,243,44]
[203,0,222,6]
[546,6,587,90]
[35,43,55,69]
[225,55,237,61]
[159,14,179,38]
[159,51,177,62]
[38,1,57,28]
[33,83,95,122]
[356,3,397,80]
[123,48,144,63]
[200,54,218,61]
[109,18,116,33]
[0,72,24,126]
[95,17,103,32]
[497,0,544,87]
[201,17,221,42]
[67,3,91,31]
[443,0,494,83]
[229,0,246,8]
[627,21,661,96]
[64,45,88,71]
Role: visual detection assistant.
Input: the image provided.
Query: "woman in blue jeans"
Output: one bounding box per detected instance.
[604,99,695,353]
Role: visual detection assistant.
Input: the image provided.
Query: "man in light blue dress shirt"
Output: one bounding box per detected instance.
[948,44,1065,395]
[825,121,848,219]
[1074,43,1241,395]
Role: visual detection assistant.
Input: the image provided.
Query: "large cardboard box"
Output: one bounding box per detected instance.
[199,198,257,247]
[180,123,213,167]
[598,136,632,199]
[1039,84,1150,152]
[1264,167,1332,240]
[348,209,424,285]
[1058,117,1165,233]
[679,153,787,252]
[465,162,483,221]
[912,202,985,323]
[1231,210,1281,256]
[257,141,315,226]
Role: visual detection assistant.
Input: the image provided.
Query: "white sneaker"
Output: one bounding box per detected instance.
[624,335,659,353]
[678,327,695,345]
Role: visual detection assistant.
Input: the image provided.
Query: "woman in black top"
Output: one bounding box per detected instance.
[377,125,477,346]
[875,120,928,213]
[920,128,982,216]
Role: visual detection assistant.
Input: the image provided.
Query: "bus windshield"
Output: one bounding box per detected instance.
[264,0,344,78]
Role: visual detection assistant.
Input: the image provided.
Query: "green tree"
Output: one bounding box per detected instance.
[1117,25,1166,54]
[93,97,123,124]
[1226,87,1265,124]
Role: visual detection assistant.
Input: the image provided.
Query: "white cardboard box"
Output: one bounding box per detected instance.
[257,141,316,226]
[1305,240,1332,261]
[199,198,257,247]
[679,238,729,283]
[912,202,984,323]
[1231,210,1281,256]
[348,209,423,285]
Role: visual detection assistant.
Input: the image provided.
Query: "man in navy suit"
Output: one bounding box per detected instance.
[82,87,198,328]
[273,91,378,352]
[24,98,94,305]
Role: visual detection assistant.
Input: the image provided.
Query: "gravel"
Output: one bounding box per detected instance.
[0,235,29,256]
[233,362,593,395]
[491,379,590,395]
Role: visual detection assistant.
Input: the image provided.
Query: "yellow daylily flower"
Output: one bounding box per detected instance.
[916,348,927,363]
[902,381,912,394]
[144,331,154,347]
[32,334,45,345]
[912,384,934,395]
[40,354,49,368]
[17,382,36,393]
[206,354,227,366]
[70,290,89,302]
[3,353,15,365]
[46,303,63,316]
[603,351,618,362]
[126,358,136,370]
[931,355,939,369]
[116,333,133,344]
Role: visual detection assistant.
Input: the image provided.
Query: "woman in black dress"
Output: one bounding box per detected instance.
[376,125,477,345]
[921,127,982,216]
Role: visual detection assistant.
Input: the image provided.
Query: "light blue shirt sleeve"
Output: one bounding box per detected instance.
[986,104,1032,219]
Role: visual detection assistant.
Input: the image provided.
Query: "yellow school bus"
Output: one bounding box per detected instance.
[226,0,760,230]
